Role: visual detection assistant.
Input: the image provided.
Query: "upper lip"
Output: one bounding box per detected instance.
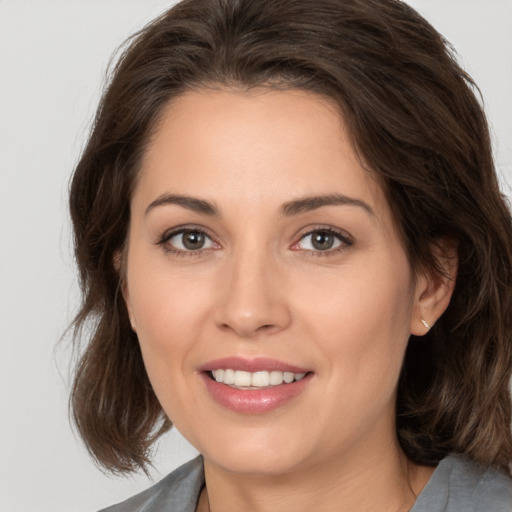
[197,356,311,374]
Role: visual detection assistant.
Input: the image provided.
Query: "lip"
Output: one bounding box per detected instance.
[197,356,310,374]
[197,357,313,414]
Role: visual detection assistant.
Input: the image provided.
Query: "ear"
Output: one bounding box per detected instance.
[114,250,137,332]
[410,238,458,336]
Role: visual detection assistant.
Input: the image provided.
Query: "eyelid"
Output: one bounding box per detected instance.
[290,225,354,253]
[155,224,353,256]
[156,224,221,254]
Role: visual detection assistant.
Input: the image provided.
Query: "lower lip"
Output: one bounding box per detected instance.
[200,372,312,414]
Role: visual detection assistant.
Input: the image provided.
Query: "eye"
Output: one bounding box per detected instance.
[292,228,352,254]
[160,228,218,253]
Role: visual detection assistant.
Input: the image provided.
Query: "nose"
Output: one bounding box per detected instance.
[214,248,292,339]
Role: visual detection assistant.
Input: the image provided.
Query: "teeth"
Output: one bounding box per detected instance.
[234,370,252,387]
[211,369,308,388]
[224,368,235,384]
[269,370,283,385]
[251,371,270,387]
[283,372,294,383]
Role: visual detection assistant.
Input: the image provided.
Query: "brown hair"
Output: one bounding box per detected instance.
[69,0,512,474]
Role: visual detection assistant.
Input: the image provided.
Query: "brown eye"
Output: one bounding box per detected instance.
[294,228,351,254]
[182,230,206,250]
[164,229,216,252]
[310,231,335,250]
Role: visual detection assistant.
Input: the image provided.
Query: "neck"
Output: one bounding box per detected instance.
[198,438,434,512]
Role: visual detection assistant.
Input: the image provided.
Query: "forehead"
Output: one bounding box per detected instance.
[135,87,390,219]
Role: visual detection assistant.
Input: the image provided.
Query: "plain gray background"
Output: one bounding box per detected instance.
[0,1,511,511]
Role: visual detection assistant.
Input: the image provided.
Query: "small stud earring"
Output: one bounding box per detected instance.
[421,318,431,330]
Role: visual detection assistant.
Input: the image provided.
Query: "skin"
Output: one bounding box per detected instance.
[123,88,455,512]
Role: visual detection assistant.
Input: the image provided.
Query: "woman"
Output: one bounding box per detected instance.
[69,0,512,510]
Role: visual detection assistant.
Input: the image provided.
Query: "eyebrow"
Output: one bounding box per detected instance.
[281,194,374,216]
[145,194,219,216]
[144,193,374,217]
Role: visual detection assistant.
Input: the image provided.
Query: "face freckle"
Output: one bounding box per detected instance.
[124,88,420,477]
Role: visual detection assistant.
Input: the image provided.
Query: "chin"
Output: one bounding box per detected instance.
[208,451,305,477]
[198,429,311,477]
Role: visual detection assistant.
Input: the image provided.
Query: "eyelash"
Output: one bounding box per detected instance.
[292,226,354,257]
[156,226,353,257]
[157,226,218,257]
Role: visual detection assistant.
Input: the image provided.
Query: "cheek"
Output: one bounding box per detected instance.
[130,276,206,357]
[127,270,210,421]
[296,255,414,389]
[124,247,211,383]
[127,233,213,332]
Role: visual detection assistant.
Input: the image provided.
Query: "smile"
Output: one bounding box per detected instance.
[210,369,307,388]
[199,357,313,413]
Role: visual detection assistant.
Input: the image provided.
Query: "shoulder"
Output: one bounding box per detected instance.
[98,456,205,512]
[413,453,512,512]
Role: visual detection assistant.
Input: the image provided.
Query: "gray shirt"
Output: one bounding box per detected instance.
[100,454,512,511]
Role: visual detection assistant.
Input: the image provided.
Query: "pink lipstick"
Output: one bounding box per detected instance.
[198,357,313,414]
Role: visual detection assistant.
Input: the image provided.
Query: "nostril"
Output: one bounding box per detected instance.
[218,322,277,335]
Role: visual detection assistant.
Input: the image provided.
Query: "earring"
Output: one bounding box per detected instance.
[421,318,431,330]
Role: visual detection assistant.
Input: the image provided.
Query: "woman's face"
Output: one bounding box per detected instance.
[124,88,425,476]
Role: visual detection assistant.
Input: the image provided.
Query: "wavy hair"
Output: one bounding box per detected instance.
[69,0,512,474]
